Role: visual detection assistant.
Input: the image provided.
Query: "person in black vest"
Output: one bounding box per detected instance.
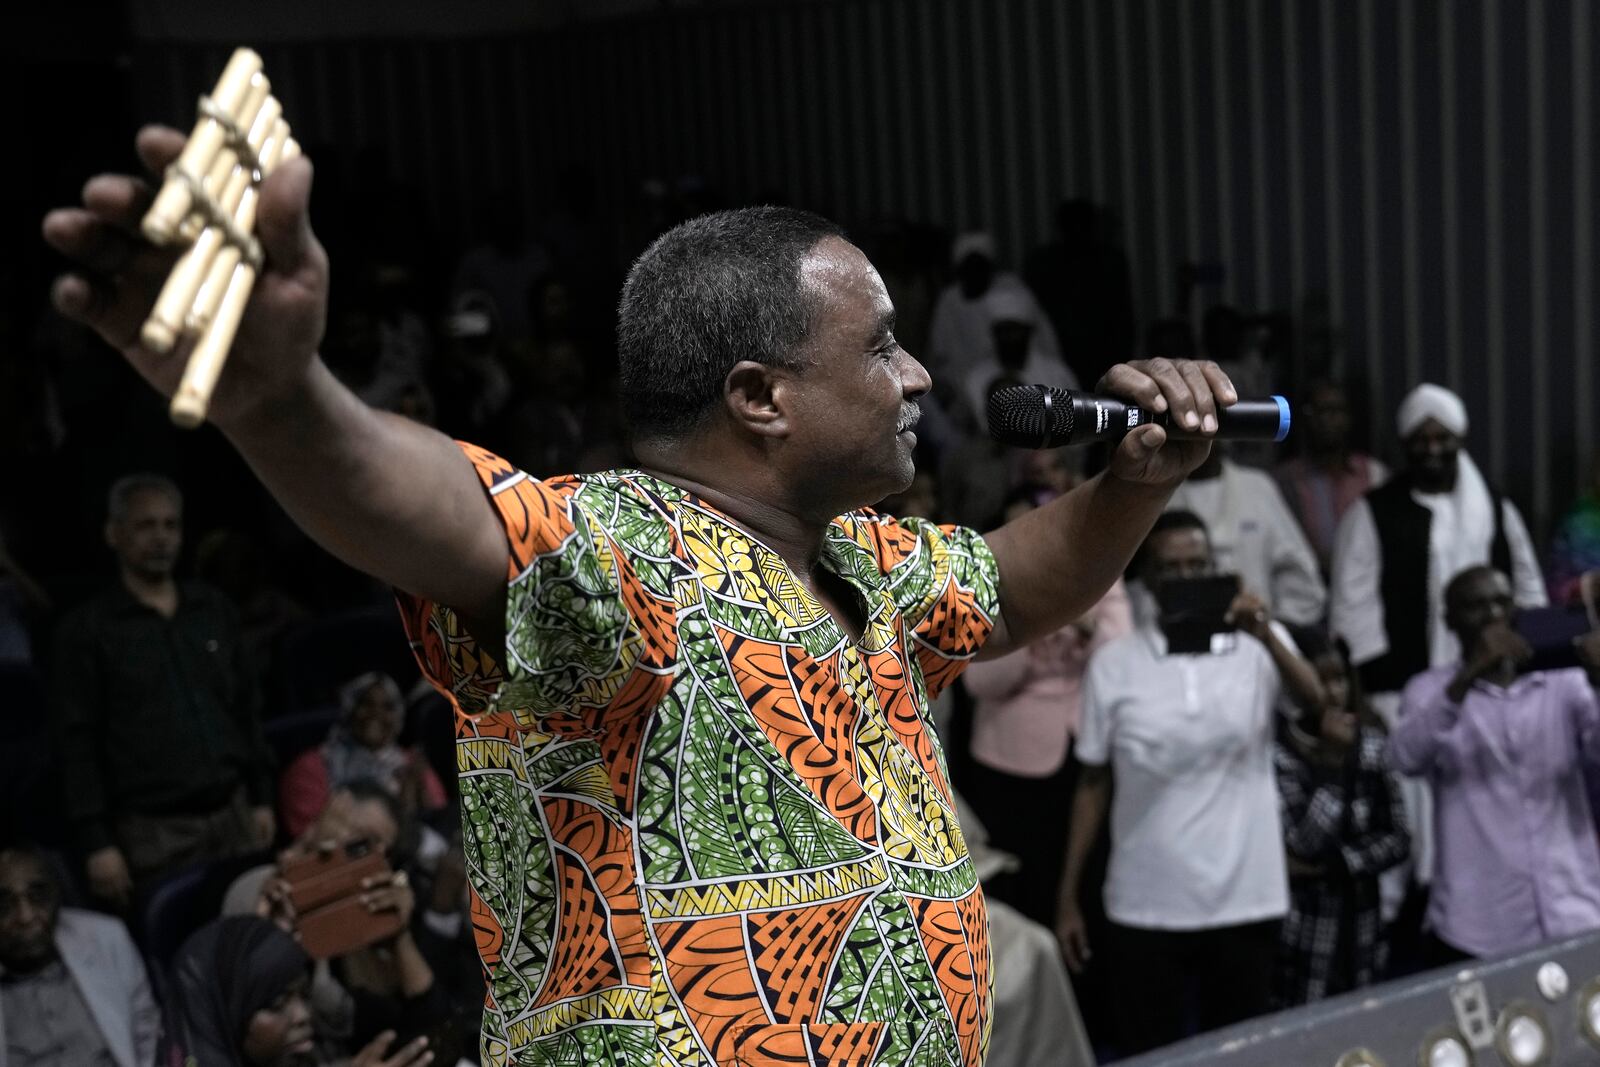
[1327,382,1546,971]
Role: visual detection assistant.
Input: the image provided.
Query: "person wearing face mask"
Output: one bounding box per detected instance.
[172,915,434,1067]
[279,673,446,841]
[1273,636,1409,1007]
[1388,566,1600,965]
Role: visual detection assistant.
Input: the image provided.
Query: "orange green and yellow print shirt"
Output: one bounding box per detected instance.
[400,445,1000,1066]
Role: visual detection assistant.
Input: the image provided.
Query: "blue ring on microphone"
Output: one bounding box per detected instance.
[1272,395,1291,442]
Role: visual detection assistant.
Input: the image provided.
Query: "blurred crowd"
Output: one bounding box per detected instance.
[4,169,1600,1067]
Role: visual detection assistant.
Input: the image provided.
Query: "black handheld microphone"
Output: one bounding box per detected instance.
[986,385,1291,449]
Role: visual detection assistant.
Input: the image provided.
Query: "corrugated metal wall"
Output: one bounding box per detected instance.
[138,0,1600,535]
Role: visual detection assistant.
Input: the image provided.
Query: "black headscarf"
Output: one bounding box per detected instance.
[173,916,312,1067]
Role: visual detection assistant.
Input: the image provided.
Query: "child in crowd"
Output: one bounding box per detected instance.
[1274,635,1410,1005]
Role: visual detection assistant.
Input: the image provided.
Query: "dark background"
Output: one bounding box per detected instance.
[6,0,1598,569]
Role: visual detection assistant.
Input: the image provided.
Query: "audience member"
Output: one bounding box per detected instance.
[1274,636,1409,1006]
[279,672,447,840]
[225,783,404,921]
[1329,384,1547,945]
[1547,449,1600,607]
[1024,198,1137,388]
[1274,379,1389,574]
[319,280,435,427]
[957,287,1079,428]
[0,843,159,1067]
[1388,565,1600,964]
[224,783,461,1067]
[433,292,515,438]
[963,488,1131,926]
[1056,512,1321,1053]
[939,379,1024,530]
[52,474,276,910]
[1332,383,1547,695]
[926,231,1063,393]
[1164,449,1327,626]
[172,915,434,1067]
[450,191,552,345]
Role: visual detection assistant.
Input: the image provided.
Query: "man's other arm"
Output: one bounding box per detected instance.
[44,130,509,647]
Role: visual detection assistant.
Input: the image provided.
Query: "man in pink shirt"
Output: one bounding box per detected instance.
[1389,564,1600,964]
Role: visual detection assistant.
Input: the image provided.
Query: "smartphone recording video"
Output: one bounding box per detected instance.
[1155,574,1241,654]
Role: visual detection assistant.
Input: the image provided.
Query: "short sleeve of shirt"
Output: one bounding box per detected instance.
[397,443,676,737]
[859,513,1000,701]
[1074,639,1120,766]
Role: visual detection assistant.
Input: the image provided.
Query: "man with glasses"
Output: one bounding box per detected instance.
[0,842,159,1067]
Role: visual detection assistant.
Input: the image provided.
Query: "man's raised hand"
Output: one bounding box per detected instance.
[42,125,329,431]
[1097,358,1237,487]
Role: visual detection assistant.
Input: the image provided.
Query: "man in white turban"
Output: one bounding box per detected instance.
[1328,383,1546,948]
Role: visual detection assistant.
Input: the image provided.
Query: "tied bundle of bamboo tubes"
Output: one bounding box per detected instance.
[139,48,299,428]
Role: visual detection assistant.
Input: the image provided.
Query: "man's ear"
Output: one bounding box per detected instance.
[724,360,794,439]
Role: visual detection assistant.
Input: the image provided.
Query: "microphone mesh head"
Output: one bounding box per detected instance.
[986,385,1077,447]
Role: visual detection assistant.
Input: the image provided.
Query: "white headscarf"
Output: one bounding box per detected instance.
[324,671,409,792]
[950,231,997,267]
[1397,382,1469,439]
[981,285,1036,325]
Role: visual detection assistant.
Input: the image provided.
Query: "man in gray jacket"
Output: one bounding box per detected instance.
[0,843,160,1066]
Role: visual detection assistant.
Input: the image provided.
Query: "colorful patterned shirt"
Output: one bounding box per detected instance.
[399,445,1000,1066]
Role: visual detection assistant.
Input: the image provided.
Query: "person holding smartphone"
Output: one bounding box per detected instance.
[1055,510,1323,1055]
[1388,564,1600,965]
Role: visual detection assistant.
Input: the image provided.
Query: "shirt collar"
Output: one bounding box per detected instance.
[1458,667,1549,697]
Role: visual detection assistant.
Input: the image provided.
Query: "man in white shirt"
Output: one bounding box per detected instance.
[1164,450,1327,627]
[956,286,1079,430]
[1329,383,1546,946]
[1056,511,1320,1055]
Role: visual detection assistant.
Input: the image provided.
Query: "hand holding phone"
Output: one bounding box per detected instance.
[279,838,406,959]
[1154,573,1241,654]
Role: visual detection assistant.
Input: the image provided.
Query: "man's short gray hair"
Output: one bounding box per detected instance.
[617,206,846,441]
[107,473,182,523]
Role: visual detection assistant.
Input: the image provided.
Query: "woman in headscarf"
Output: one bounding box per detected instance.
[172,915,435,1067]
[172,915,314,1066]
[279,673,446,840]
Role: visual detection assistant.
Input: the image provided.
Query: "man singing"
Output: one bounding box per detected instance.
[46,126,1237,1066]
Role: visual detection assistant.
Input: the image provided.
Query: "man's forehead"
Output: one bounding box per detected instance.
[1452,570,1511,605]
[1151,528,1209,557]
[800,238,892,317]
[0,852,48,885]
[1405,417,1460,442]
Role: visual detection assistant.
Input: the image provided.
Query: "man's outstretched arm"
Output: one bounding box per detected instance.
[43,127,509,645]
[981,359,1234,657]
